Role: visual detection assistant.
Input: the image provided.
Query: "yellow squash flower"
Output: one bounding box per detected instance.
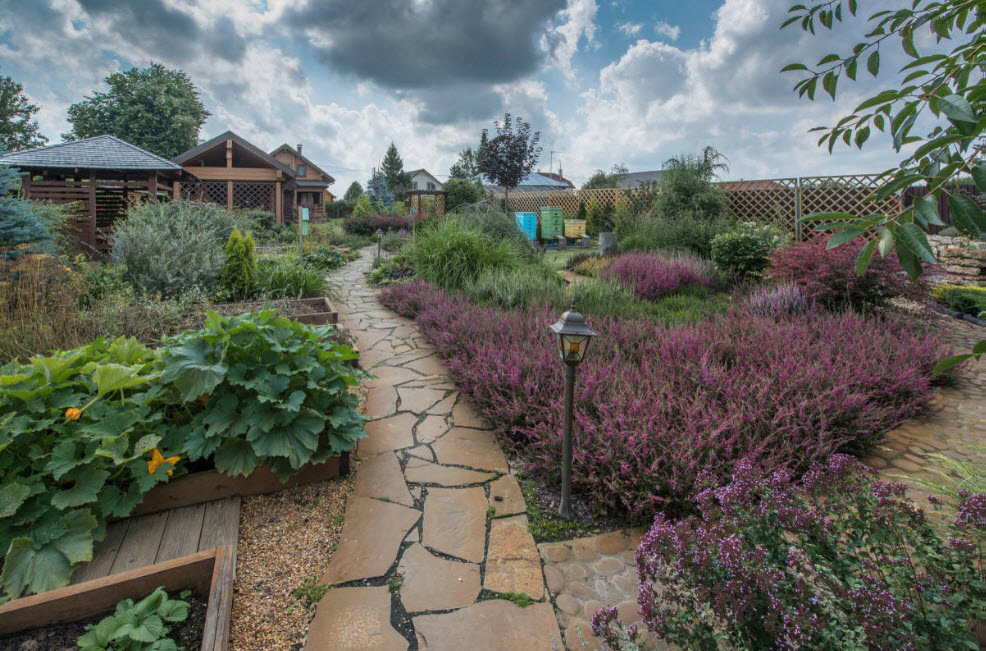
[64,408,82,422]
[147,448,181,477]
[198,394,210,405]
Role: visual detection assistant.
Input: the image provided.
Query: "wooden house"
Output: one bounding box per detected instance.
[0,135,189,254]
[173,131,298,224]
[270,144,336,220]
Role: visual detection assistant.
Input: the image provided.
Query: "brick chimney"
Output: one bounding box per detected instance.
[297,143,302,154]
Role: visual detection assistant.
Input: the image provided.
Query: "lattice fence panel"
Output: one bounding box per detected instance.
[798,174,901,240]
[233,183,275,211]
[507,188,635,217]
[179,181,227,205]
[410,193,446,217]
[719,178,799,236]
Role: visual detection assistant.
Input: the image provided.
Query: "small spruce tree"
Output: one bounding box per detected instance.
[576,200,587,222]
[0,166,51,258]
[219,227,257,299]
[352,194,374,217]
[586,197,602,237]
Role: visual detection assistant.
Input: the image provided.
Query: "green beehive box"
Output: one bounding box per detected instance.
[540,206,564,238]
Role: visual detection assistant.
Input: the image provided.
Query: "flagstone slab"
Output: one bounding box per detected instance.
[321,497,420,585]
[367,365,423,388]
[356,329,389,351]
[415,415,449,443]
[484,515,544,599]
[397,387,447,414]
[404,354,448,377]
[422,487,487,563]
[427,393,458,415]
[365,386,399,419]
[432,428,509,473]
[398,543,481,613]
[413,600,562,650]
[405,445,435,462]
[404,457,495,486]
[488,474,526,516]
[452,401,487,429]
[358,413,417,456]
[305,586,408,651]
[353,452,413,507]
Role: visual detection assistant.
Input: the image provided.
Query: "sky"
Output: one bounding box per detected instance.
[0,0,916,193]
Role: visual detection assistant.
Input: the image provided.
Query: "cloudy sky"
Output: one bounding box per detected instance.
[0,0,911,191]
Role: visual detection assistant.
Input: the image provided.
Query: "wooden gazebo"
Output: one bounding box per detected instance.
[0,135,190,255]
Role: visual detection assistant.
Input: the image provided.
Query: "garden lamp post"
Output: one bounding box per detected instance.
[376,228,383,258]
[549,301,596,520]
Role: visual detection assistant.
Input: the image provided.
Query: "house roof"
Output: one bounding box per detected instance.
[0,135,184,171]
[270,143,335,184]
[480,172,573,194]
[408,168,442,185]
[539,172,575,188]
[295,178,330,189]
[173,130,296,176]
[616,170,664,188]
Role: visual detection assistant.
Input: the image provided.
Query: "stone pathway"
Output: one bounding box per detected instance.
[304,251,561,650]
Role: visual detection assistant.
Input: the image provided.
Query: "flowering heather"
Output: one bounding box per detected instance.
[745,282,816,318]
[599,251,710,301]
[592,456,986,650]
[768,239,923,310]
[380,281,948,516]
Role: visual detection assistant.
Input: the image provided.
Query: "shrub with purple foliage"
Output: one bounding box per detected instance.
[592,456,986,650]
[341,214,413,237]
[599,251,710,301]
[768,239,923,310]
[380,281,947,516]
[745,282,816,318]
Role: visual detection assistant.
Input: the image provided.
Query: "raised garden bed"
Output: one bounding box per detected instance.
[210,297,338,326]
[132,457,346,518]
[0,546,235,650]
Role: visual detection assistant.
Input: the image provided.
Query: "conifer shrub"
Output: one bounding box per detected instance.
[219,227,257,300]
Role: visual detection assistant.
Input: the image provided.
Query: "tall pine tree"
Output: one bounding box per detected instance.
[380,142,412,199]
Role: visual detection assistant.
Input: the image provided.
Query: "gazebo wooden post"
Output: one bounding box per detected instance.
[147,173,158,203]
[275,181,283,225]
[88,170,97,249]
[20,173,32,199]
[226,139,234,211]
[172,180,180,200]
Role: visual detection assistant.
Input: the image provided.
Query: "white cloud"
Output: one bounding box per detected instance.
[616,21,642,36]
[541,0,599,84]
[654,21,681,41]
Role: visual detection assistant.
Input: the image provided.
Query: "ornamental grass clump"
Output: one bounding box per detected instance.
[599,251,710,301]
[380,281,947,517]
[592,455,986,651]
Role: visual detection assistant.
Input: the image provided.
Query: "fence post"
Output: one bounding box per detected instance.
[795,177,802,241]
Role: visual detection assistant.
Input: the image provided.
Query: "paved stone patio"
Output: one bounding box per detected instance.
[304,251,561,650]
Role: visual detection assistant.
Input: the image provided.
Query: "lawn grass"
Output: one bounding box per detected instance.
[543,247,599,269]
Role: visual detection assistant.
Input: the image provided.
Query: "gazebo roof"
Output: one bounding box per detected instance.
[0,135,184,171]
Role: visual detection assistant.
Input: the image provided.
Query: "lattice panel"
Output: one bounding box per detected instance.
[410,194,446,217]
[720,178,799,235]
[233,183,275,211]
[798,174,902,240]
[507,188,634,217]
[180,181,227,205]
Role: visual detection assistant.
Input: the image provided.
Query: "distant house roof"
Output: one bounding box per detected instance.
[717,180,785,191]
[616,170,664,188]
[408,168,443,190]
[539,172,575,188]
[0,135,184,171]
[480,172,573,194]
[174,130,296,177]
[270,143,335,185]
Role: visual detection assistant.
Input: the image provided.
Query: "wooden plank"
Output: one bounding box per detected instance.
[227,180,233,211]
[71,520,129,585]
[275,180,282,224]
[0,549,216,636]
[184,166,280,181]
[130,459,340,517]
[200,545,236,651]
[198,497,241,551]
[110,511,169,575]
[155,504,207,564]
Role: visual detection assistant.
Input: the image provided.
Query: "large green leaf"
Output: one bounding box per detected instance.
[247,414,323,468]
[160,339,227,402]
[948,194,986,238]
[213,439,261,478]
[1,511,96,598]
[91,364,156,396]
[51,469,110,509]
[0,483,31,519]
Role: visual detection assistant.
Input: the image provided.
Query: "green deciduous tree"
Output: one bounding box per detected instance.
[64,63,209,159]
[343,181,364,203]
[782,0,985,368]
[380,142,412,198]
[654,146,729,219]
[582,164,628,189]
[443,177,484,211]
[480,113,542,209]
[0,73,47,152]
[449,147,481,180]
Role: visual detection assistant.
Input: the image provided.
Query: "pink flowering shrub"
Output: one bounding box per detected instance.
[592,456,986,650]
[380,281,947,516]
[599,252,710,301]
[745,282,816,318]
[768,239,923,310]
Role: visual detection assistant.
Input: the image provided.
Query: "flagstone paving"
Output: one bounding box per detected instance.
[304,250,561,650]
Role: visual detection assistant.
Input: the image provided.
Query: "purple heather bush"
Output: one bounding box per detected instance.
[745,282,816,318]
[592,456,986,650]
[599,251,710,301]
[380,281,948,516]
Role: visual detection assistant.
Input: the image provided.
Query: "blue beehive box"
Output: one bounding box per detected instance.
[514,212,538,240]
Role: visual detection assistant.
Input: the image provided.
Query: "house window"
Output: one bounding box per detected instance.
[427,182,436,190]
[297,163,306,176]
[412,181,419,189]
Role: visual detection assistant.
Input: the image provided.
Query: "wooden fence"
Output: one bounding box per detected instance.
[505,173,906,241]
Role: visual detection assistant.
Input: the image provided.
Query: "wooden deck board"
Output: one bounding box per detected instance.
[198,497,241,550]
[71,520,129,585]
[110,511,169,575]
[156,504,207,564]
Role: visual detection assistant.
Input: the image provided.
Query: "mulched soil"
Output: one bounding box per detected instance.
[0,592,207,651]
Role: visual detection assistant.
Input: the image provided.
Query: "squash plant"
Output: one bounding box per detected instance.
[0,338,181,601]
[77,586,189,650]
[158,310,367,480]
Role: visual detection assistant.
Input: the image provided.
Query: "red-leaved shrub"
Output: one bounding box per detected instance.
[380,281,947,516]
[599,252,710,301]
[768,239,921,310]
[342,214,413,237]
